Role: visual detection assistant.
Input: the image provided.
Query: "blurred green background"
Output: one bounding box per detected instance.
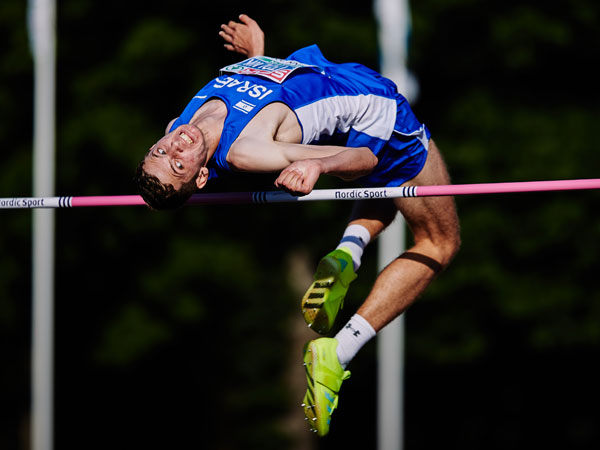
[1,0,599,448]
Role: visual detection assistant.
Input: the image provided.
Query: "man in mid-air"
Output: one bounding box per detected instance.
[136,14,460,436]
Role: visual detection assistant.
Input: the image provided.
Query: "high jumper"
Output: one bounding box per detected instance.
[133,13,460,435]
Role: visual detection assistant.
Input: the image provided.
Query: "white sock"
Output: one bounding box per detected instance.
[336,224,371,271]
[335,314,376,369]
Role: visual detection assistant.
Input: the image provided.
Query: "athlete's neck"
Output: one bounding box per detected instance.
[189,99,227,162]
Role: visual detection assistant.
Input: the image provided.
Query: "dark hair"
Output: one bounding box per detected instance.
[135,160,199,210]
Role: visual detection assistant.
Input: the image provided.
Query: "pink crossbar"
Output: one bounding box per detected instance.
[71,195,146,207]
[1,178,599,209]
[416,179,600,197]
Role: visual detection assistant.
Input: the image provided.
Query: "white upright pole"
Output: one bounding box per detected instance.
[376,222,405,450]
[374,1,415,449]
[28,1,56,449]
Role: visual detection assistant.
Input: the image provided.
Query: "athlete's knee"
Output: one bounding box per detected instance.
[435,221,461,268]
[441,227,461,266]
[403,237,459,276]
[413,219,461,270]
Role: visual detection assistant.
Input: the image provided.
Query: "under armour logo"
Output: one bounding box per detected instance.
[345,323,361,337]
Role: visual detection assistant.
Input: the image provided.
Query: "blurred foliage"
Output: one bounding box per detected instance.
[1,0,599,449]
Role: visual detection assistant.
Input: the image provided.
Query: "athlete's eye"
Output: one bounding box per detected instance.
[157,148,166,155]
[175,161,183,169]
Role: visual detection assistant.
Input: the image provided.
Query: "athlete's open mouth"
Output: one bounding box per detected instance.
[179,132,194,144]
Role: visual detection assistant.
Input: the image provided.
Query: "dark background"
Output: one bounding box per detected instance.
[1,0,599,448]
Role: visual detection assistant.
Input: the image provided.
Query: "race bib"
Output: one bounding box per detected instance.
[220,56,322,84]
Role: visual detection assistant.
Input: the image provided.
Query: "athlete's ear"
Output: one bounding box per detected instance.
[195,167,209,190]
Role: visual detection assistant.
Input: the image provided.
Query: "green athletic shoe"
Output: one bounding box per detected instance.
[302,338,351,436]
[301,248,357,334]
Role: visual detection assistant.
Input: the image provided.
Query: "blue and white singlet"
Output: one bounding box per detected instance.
[170,45,430,187]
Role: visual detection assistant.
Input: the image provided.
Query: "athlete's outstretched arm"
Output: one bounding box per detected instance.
[219,14,265,57]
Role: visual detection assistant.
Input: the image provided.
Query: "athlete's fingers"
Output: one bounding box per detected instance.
[297,176,313,194]
[219,25,233,43]
[219,29,233,43]
[238,14,257,27]
[275,174,295,192]
[274,171,289,188]
[275,169,298,188]
[294,180,311,195]
[289,175,304,192]
[238,14,250,24]
[276,168,303,191]
[291,172,310,193]
[289,164,316,192]
[294,181,308,194]
[282,179,306,195]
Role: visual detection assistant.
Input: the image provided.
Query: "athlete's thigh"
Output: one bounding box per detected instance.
[394,139,460,244]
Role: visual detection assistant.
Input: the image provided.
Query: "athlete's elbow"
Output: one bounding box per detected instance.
[354,150,378,177]
[366,150,379,171]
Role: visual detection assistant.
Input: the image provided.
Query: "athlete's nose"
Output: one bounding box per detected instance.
[167,139,184,154]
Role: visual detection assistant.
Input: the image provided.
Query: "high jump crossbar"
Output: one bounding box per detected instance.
[1,178,599,209]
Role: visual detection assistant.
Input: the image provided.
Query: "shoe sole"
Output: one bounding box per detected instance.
[301,257,340,334]
[302,341,328,436]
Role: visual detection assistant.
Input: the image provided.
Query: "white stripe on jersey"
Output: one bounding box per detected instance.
[393,125,430,152]
[295,94,397,145]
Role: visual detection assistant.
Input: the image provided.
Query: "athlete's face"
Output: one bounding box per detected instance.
[143,124,209,190]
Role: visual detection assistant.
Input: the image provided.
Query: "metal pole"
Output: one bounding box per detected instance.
[376,220,405,450]
[374,0,414,449]
[28,1,56,449]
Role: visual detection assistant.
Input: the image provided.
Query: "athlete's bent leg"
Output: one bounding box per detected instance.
[357,139,461,331]
[301,140,459,436]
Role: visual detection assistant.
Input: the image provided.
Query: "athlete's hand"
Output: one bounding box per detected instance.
[275,160,324,195]
[219,14,265,57]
